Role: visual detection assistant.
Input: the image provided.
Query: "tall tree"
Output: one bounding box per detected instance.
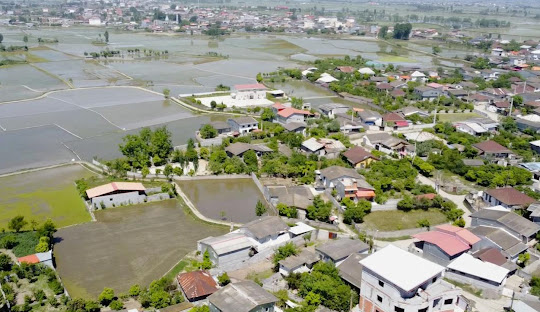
[255,200,267,216]
[104,30,109,43]
[8,215,27,232]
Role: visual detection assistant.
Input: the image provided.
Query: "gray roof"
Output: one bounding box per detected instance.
[279,250,319,270]
[462,159,485,167]
[225,143,273,156]
[316,239,369,261]
[469,226,528,257]
[228,116,258,125]
[267,185,314,210]
[209,121,231,131]
[282,122,306,131]
[337,253,367,289]
[208,281,277,312]
[357,109,382,121]
[242,216,289,240]
[319,166,363,182]
[510,300,540,312]
[527,203,540,218]
[319,103,349,112]
[365,133,408,148]
[198,233,253,255]
[470,209,540,238]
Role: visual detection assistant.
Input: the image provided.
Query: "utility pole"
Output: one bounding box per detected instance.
[509,96,514,117]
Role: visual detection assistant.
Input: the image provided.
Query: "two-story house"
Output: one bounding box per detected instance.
[359,245,469,312]
[414,86,445,101]
[227,116,259,134]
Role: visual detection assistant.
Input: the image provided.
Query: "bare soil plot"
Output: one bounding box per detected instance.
[176,178,267,223]
[54,200,227,299]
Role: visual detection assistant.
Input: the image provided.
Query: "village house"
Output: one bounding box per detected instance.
[208,121,232,135]
[18,251,54,269]
[208,281,278,312]
[239,216,290,252]
[411,224,481,266]
[472,140,513,160]
[224,142,273,158]
[362,133,413,157]
[446,253,509,292]
[301,138,346,159]
[227,116,259,134]
[357,109,382,126]
[471,208,540,243]
[414,85,445,101]
[396,106,430,118]
[318,103,349,119]
[197,233,253,267]
[177,270,219,302]
[335,113,364,133]
[359,245,468,312]
[410,70,428,82]
[282,122,307,135]
[470,226,529,262]
[278,250,319,276]
[86,182,148,209]
[342,146,379,169]
[316,239,369,266]
[381,112,408,128]
[482,187,536,210]
[318,165,363,189]
[264,185,314,219]
[454,121,488,136]
[232,83,268,100]
[335,177,376,202]
[275,107,314,124]
[337,253,366,293]
[472,247,517,273]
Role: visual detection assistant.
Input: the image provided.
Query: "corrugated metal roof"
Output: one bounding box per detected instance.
[177,270,218,300]
[86,182,145,198]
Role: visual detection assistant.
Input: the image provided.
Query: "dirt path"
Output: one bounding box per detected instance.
[417,175,472,227]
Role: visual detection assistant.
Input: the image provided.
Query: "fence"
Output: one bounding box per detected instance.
[251,173,278,216]
[355,223,434,239]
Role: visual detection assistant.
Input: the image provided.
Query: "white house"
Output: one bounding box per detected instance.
[88,17,102,25]
[316,73,339,84]
[446,253,509,291]
[411,71,427,82]
[359,245,468,312]
[232,84,268,100]
[358,67,375,75]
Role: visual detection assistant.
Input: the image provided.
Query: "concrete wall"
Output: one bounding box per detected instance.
[198,243,252,267]
[422,242,461,266]
[147,193,170,202]
[91,191,146,209]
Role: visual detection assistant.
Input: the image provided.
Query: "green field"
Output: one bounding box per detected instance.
[437,112,481,122]
[0,164,95,229]
[377,55,417,63]
[362,209,448,231]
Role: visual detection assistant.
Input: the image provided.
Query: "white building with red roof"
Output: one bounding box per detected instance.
[411,224,480,266]
[86,182,148,209]
[232,83,268,101]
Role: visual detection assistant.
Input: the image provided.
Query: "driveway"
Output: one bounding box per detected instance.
[416,175,472,227]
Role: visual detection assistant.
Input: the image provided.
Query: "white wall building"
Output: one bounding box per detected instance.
[359,245,468,312]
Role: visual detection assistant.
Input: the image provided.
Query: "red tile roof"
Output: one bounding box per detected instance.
[382,112,406,122]
[86,182,146,199]
[272,102,286,110]
[18,254,40,264]
[474,248,507,266]
[337,66,355,73]
[234,83,267,91]
[413,231,470,256]
[473,140,512,154]
[277,107,313,118]
[177,270,218,300]
[485,187,536,206]
[435,224,481,245]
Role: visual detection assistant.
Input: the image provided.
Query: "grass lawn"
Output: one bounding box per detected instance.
[362,209,448,231]
[437,112,481,122]
[0,165,95,229]
[377,55,417,63]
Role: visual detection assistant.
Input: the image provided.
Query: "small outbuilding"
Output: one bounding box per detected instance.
[177,270,218,302]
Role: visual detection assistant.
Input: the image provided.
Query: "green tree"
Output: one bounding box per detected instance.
[23,35,28,43]
[306,196,332,222]
[518,253,530,267]
[273,242,298,266]
[277,203,298,218]
[0,34,3,43]
[163,164,173,178]
[343,199,371,224]
[0,253,12,271]
[255,200,267,216]
[378,26,388,39]
[163,88,170,98]
[261,107,275,121]
[8,215,27,232]
[98,288,115,306]
[256,73,263,83]
[432,46,442,54]
[417,219,431,229]
[243,150,258,172]
[35,236,50,252]
[104,30,109,43]
[129,284,141,297]
[110,300,123,310]
[217,273,230,286]
[189,306,210,312]
[37,218,56,240]
[200,124,218,139]
[202,250,213,269]
[120,134,149,169]
[151,126,173,159]
[142,166,150,178]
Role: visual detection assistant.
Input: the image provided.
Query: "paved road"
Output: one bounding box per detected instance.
[417,175,472,227]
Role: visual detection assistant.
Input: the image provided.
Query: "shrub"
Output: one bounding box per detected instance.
[218,273,230,286]
[110,300,124,310]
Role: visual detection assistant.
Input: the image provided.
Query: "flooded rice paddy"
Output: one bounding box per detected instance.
[177,178,268,223]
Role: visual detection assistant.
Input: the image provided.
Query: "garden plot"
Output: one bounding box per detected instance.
[0,164,94,228]
[0,125,78,174]
[54,200,227,298]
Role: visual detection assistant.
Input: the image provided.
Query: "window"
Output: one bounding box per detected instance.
[432,277,437,283]
[378,280,385,287]
[444,299,453,305]
[377,295,383,303]
[433,298,440,307]
[394,307,404,312]
[418,308,427,312]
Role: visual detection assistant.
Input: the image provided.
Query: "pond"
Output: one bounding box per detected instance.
[177,177,268,224]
